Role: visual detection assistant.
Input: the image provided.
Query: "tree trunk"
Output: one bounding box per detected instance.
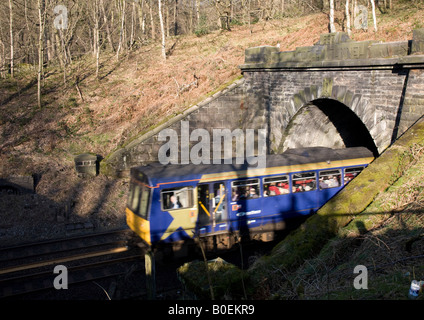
[37,0,45,108]
[345,0,351,35]
[196,0,200,27]
[57,30,67,84]
[149,0,156,40]
[370,0,378,31]
[101,0,115,52]
[166,0,170,38]
[174,0,178,36]
[116,0,126,60]
[8,0,14,78]
[130,1,136,49]
[138,0,146,36]
[329,0,336,32]
[0,40,5,79]
[94,0,100,78]
[158,0,166,60]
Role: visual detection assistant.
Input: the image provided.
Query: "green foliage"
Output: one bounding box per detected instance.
[230,18,243,27]
[178,257,247,299]
[195,15,210,37]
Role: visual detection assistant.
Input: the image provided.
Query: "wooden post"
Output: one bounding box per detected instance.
[145,249,156,299]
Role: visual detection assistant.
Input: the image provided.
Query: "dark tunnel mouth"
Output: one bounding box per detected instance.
[312,98,379,157]
[283,98,379,157]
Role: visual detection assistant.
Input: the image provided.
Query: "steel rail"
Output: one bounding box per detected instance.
[0,246,130,275]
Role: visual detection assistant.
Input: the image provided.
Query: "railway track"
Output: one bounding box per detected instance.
[0,229,148,299]
[0,228,283,300]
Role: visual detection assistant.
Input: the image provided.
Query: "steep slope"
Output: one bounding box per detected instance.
[0,4,423,246]
[246,117,424,300]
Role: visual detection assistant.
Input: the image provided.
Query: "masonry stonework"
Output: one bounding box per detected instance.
[104,30,424,176]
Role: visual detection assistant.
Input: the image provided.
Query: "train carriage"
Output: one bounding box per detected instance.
[126,147,374,248]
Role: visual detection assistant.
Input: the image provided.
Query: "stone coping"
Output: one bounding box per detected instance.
[240,30,424,71]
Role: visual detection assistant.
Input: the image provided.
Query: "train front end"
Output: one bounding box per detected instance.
[126,168,152,246]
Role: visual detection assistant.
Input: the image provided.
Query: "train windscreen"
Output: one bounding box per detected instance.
[127,182,150,219]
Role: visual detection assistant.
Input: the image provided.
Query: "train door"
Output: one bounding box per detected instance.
[197,182,228,235]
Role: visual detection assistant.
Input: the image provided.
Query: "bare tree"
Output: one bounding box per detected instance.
[345,0,351,35]
[148,0,156,40]
[37,0,46,108]
[158,0,166,60]
[0,0,393,87]
[370,0,378,32]
[138,0,146,36]
[196,0,200,27]
[116,0,127,60]
[173,0,178,36]
[165,0,170,37]
[0,38,5,78]
[101,0,115,52]
[92,0,101,78]
[130,0,136,49]
[8,0,14,78]
[329,0,336,33]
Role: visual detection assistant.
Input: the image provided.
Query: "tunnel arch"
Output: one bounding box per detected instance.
[279,98,379,157]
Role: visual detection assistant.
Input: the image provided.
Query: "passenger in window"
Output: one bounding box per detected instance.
[319,177,328,189]
[269,183,280,196]
[278,182,290,194]
[248,187,259,199]
[232,188,240,201]
[168,195,182,209]
[344,174,354,184]
[327,175,339,188]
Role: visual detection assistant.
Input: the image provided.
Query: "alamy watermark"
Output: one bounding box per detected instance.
[353,265,368,290]
[157,121,267,168]
[353,5,368,30]
[53,5,68,30]
[53,1,139,30]
[53,265,68,290]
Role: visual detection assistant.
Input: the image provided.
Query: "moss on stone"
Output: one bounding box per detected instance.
[246,116,424,296]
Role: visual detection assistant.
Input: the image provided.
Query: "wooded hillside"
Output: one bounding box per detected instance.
[0,0,402,81]
[0,0,422,245]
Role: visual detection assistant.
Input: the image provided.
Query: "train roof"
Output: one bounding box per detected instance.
[131,147,374,185]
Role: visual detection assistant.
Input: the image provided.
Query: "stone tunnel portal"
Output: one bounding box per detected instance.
[280,98,379,157]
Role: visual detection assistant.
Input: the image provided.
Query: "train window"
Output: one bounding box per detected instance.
[129,184,141,210]
[161,187,194,210]
[263,175,289,196]
[231,178,260,200]
[319,169,341,189]
[139,186,150,218]
[127,182,150,219]
[344,166,364,185]
[292,172,316,193]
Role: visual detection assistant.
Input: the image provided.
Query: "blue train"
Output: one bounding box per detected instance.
[126,147,374,248]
